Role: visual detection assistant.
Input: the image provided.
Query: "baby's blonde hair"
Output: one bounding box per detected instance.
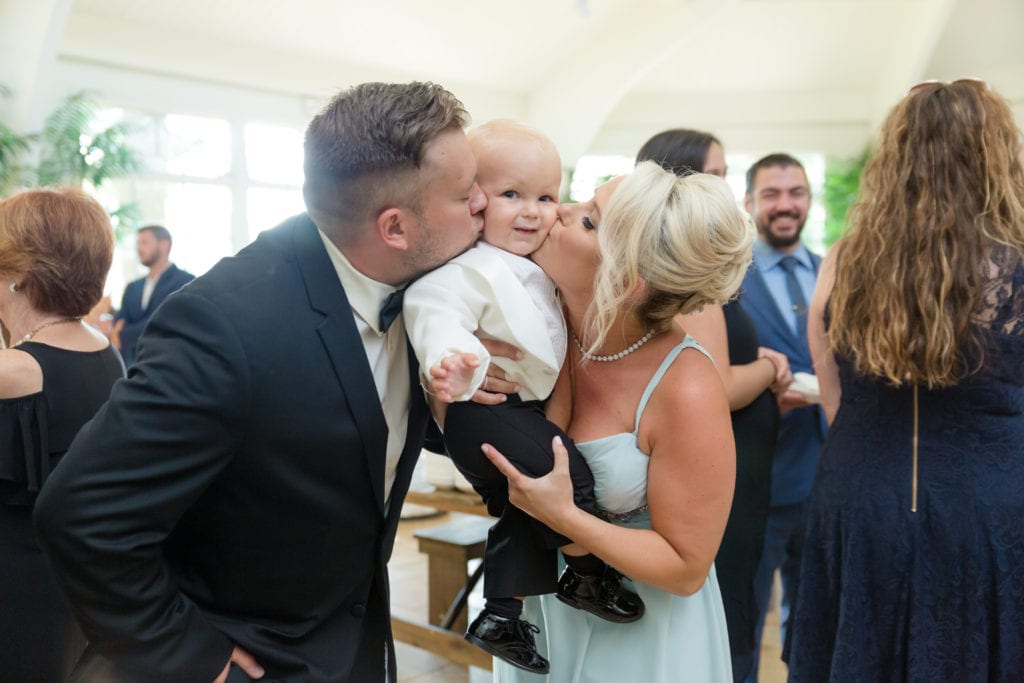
[467,119,560,168]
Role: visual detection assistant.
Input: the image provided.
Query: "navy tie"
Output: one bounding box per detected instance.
[378,288,405,333]
[779,256,808,341]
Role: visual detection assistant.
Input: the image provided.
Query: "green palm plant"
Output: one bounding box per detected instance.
[1,89,146,238]
[0,85,34,195]
[35,90,141,188]
[823,149,870,247]
[0,122,31,194]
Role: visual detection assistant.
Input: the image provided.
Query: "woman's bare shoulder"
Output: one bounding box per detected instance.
[640,342,728,439]
[670,343,725,401]
[0,348,44,399]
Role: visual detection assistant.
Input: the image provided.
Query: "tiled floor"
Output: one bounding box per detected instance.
[391,511,788,683]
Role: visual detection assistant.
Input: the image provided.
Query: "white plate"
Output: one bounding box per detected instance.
[790,372,820,403]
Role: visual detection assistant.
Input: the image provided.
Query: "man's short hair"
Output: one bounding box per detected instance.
[745,153,806,196]
[302,82,469,243]
[138,224,172,245]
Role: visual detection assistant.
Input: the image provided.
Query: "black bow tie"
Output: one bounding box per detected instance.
[378,287,405,333]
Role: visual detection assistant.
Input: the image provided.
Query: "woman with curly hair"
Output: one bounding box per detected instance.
[789,80,1024,681]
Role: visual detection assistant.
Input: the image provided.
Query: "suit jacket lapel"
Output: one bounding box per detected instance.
[383,346,427,535]
[743,266,797,346]
[392,344,427,500]
[292,215,390,513]
[126,280,144,318]
[147,265,178,312]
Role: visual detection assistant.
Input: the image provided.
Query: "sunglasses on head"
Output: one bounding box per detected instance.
[907,77,987,95]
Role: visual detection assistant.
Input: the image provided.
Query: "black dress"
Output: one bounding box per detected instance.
[0,342,124,683]
[715,299,779,682]
[790,252,1024,681]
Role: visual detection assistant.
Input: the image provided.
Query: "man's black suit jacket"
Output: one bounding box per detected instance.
[114,263,195,366]
[35,214,432,682]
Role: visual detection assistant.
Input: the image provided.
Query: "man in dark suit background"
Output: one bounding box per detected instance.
[34,82,487,683]
[737,154,826,682]
[112,224,195,367]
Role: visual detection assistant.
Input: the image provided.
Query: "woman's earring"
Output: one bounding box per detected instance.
[8,282,16,293]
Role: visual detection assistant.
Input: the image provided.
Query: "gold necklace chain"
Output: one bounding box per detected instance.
[571,329,656,362]
[13,317,83,347]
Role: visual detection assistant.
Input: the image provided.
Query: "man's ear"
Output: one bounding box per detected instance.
[375,207,413,252]
[743,194,753,214]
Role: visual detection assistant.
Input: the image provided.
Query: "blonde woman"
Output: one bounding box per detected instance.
[485,161,755,682]
[790,80,1024,681]
[638,128,791,681]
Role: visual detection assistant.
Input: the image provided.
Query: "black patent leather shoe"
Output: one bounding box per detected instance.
[555,565,645,623]
[465,609,550,674]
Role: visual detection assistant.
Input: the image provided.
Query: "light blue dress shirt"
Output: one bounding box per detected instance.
[752,238,818,337]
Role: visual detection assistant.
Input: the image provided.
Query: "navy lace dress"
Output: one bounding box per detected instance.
[789,252,1024,682]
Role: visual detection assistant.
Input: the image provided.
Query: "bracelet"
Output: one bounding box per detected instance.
[419,371,437,397]
[759,354,779,376]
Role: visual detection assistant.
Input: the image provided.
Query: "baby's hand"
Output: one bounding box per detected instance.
[426,353,481,403]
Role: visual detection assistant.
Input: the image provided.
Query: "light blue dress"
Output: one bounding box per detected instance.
[494,337,733,682]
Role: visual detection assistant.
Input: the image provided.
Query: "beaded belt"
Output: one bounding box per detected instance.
[598,504,649,522]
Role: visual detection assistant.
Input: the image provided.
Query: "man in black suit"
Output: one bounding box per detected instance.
[112,224,195,367]
[34,82,487,683]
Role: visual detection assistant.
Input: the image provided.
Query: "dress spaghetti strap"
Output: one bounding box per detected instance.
[632,335,714,436]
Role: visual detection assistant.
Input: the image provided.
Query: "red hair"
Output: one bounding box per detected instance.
[0,188,114,316]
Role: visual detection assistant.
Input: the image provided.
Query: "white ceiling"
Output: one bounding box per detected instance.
[10,0,1024,162]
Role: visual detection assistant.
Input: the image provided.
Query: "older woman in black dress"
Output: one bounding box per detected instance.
[0,188,125,682]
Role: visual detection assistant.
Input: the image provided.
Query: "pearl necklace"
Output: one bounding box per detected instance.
[571,329,656,362]
[13,317,83,347]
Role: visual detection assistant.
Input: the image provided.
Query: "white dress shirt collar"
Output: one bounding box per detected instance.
[317,231,401,335]
[316,229,410,505]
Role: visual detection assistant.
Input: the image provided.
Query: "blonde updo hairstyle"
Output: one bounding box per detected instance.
[582,161,755,354]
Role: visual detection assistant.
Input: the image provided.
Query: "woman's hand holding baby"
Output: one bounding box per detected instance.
[481,436,581,535]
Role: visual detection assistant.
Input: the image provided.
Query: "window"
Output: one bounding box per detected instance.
[569,155,635,202]
[96,108,306,305]
[247,187,304,241]
[245,123,303,186]
[162,115,232,178]
[244,122,305,240]
[163,183,234,276]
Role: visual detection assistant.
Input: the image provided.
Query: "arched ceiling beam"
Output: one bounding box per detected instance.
[0,0,74,130]
[524,0,735,164]
[866,0,957,138]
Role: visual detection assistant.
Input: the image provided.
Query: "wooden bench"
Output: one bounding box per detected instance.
[392,513,494,671]
[405,487,489,517]
[391,616,493,671]
[415,515,491,630]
